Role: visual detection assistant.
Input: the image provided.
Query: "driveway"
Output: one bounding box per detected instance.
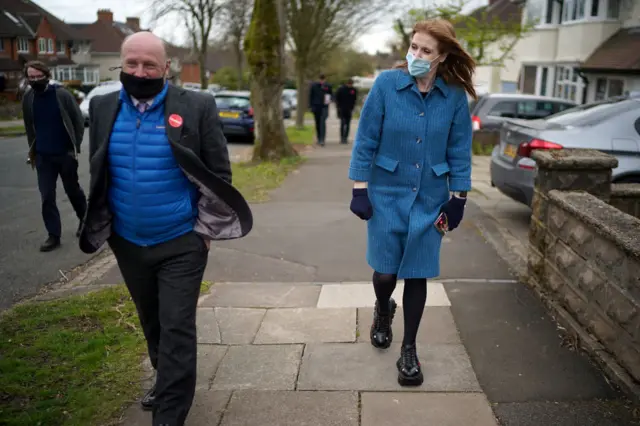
[0,133,251,311]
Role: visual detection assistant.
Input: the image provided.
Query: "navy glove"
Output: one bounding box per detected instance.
[439,195,466,231]
[350,188,373,220]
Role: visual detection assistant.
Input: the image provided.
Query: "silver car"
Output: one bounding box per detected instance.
[490,95,640,206]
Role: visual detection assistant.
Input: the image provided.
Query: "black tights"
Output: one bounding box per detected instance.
[372,271,427,346]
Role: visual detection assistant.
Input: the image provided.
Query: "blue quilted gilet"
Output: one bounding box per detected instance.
[107,83,198,246]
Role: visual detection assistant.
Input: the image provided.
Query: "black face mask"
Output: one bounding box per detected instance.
[120,72,164,100]
[29,79,49,93]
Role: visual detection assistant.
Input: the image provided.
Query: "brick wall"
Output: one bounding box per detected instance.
[527,148,640,397]
[610,184,640,219]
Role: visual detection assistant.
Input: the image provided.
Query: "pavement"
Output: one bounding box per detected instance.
[0,119,23,128]
[0,132,252,311]
[82,115,640,425]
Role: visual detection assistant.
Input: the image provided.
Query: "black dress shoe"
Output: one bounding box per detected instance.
[397,343,424,386]
[141,385,156,411]
[370,298,397,349]
[39,236,60,252]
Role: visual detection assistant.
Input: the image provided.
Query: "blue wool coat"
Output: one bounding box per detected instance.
[349,69,472,279]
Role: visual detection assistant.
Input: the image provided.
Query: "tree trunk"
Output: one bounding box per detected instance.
[245,0,296,161]
[199,47,209,90]
[234,40,244,89]
[295,67,307,129]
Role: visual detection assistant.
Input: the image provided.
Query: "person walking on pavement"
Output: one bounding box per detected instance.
[78,32,253,426]
[22,61,87,252]
[348,19,476,387]
[308,73,332,146]
[335,78,358,144]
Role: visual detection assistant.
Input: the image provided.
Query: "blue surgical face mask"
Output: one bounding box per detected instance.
[406,52,437,78]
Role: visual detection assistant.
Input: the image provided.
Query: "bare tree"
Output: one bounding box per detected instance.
[244,0,296,160]
[221,0,253,89]
[151,0,225,89]
[287,0,393,128]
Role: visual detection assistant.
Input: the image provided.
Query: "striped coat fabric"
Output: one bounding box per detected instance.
[348,69,472,279]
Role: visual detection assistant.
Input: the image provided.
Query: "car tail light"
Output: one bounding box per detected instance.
[471,115,481,131]
[517,138,563,158]
[247,107,254,117]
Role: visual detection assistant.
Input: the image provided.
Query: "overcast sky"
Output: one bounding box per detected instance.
[34,0,486,55]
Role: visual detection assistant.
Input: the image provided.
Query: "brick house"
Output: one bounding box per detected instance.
[0,0,92,100]
[179,49,237,85]
[70,9,188,84]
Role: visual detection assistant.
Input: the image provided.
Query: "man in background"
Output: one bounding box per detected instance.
[335,78,358,144]
[22,60,86,252]
[308,73,332,146]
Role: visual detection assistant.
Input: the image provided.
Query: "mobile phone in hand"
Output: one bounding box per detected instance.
[434,212,448,235]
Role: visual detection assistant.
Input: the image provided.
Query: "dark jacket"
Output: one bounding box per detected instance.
[336,84,357,114]
[22,85,84,162]
[79,84,253,254]
[309,81,332,110]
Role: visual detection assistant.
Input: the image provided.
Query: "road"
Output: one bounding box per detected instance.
[0,133,251,311]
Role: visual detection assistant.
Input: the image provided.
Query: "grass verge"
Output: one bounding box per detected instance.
[472,141,494,156]
[0,125,26,137]
[285,125,314,145]
[231,156,305,202]
[0,281,214,426]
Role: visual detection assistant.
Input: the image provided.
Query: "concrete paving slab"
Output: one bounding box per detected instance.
[297,343,480,392]
[254,308,356,344]
[120,390,231,425]
[220,391,359,426]
[361,392,499,426]
[445,281,622,402]
[196,308,220,344]
[199,283,321,308]
[214,307,266,344]
[211,344,303,391]
[316,282,450,308]
[357,306,461,344]
[493,400,640,426]
[196,345,227,390]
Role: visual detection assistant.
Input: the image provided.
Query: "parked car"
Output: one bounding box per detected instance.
[470,93,577,132]
[282,93,292,119]
[79,81,122,126]
[490,95,640,206]
[283,89,297,109]
[214,90,255,143]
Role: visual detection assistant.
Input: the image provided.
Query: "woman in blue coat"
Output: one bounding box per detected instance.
[348,19,477,386]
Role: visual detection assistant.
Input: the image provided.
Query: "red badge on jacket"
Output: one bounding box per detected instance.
[168,114,183,128]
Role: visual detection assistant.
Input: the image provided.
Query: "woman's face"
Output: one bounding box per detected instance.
[409,31,441,62]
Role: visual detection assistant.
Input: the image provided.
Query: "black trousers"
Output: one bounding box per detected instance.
[35,153,87,238]
[312,106,328,144]
[109,231,208,426]
[339,111,352,143]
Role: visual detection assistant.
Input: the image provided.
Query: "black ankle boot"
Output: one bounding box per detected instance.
[397,343,423,386]
[370,298,397,349]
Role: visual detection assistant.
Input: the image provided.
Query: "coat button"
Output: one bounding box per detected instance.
[419,112,425,116]
[416,164,420,169]
[412,187,417,191]
[417,138,422,143]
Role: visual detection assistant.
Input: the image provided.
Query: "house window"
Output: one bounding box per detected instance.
[57,40,65,54]
[524,0,560,25]
[38,38,46,53]
[520,65,537,94]
[595,78,625,100]
[561,0,620,22]
[47,39,54,53]
[554,66,584,103]
[17,37,29,53]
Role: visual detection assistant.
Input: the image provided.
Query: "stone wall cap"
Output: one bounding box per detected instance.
[532,149,619,170]
[548,190,640,258]
[611,183,640,197]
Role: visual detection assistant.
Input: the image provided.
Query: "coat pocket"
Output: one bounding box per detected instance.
[374,154,399,173]
[431,162,450,176]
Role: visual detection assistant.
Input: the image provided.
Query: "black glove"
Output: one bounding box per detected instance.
[350,188,373,220]
[439,195,466,230]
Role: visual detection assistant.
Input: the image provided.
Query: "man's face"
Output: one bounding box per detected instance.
[122,45,168,79]
[26,67,47,82]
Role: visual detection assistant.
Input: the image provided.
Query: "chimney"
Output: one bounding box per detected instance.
[126,17,140,32]
[97,9,113,24]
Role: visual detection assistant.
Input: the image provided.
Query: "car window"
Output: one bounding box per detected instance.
[487,101,517,118]
[517,101,556,119]
[546,98,639,127]
[555,103,575,113]
[215,96,250,109]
